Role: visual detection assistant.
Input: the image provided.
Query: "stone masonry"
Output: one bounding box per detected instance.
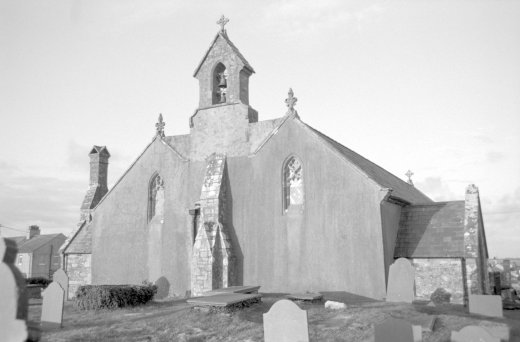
[191,153,235,296]
[463,184,490,304]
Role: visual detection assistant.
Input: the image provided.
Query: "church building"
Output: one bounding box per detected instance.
[62,17,490,303]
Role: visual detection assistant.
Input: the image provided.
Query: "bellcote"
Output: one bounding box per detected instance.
[193,22,255,109]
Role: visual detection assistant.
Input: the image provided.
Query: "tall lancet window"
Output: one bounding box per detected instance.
[148,173,164,221]
[212,62,228,104]
[283,156,304,212]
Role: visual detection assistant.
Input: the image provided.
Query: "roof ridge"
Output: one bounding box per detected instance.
[193,31,254,77]
[301,122,431,203]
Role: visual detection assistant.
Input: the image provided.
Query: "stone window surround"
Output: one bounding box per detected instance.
[147,172,164,222]
[282,154,305,214]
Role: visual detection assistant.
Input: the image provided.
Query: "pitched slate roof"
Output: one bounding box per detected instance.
[303,123,432,204]
[394,201,465,258]
[63,221,92,254]
[193,31,255,77]
[10,234,65,253]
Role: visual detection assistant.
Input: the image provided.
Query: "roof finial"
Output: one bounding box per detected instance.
[405,170,414,185]
[217,15,229,33]
[156,113,165,138]
[285,88,298,113]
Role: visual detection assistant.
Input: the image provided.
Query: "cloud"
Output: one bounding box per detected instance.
[0,171,85,237]
[486,151,504,163]
[261,0,386,37]
[415,176,456,201]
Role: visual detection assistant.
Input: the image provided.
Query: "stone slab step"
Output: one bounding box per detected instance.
[287,292,323,301]
[187,293,262,307]
[202,285,261,296]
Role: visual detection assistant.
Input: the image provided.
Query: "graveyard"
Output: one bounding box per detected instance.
[26,291,520,341]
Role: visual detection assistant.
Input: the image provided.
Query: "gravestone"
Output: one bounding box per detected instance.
[0,238,28,341]
[53,268,69,301]
[374,318,414,342]
[263,299,309,342]
[468,295,503,318]
[386,258,415,303]
[451,326,499,342]
[41,281,64,327]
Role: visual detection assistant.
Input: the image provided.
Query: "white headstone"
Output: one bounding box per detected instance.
[41,282,64,326]
[451,326,499,342]
[386,258,415,303]
[468,295,503,318]
[0,238,28,341]
[53,268,69,301]
[263,299,309,342]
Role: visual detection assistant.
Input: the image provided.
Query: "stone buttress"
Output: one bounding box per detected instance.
[191,153,235,296]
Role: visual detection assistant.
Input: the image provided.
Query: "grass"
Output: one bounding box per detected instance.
[29,293,520,342]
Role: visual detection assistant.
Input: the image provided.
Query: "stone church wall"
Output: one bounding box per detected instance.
[90,138,201,297]
[66,254,91,299]
[412,258,464,303]
[225,119,389,299]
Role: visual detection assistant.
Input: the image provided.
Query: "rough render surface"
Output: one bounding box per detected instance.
[412,258,464,303]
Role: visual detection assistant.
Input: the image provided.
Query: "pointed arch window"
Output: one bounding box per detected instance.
[148,173,164,221]
[283,156,304,212]
[212,62,228,105]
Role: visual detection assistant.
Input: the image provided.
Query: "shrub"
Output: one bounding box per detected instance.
[430,287,451,305]
[26,277,51,287]
[73,284,158,310]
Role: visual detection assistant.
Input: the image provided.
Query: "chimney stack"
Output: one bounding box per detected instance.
[80,146,110,221]
[89,145,110,189]
[27,225,40,239]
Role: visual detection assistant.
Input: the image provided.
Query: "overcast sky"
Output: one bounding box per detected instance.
[1,0,519,257]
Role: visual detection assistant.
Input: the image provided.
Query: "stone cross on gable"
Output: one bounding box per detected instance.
[285,88,297,113]
[217,15,229,33]
[405,170,414,185]
[156,113,165,138]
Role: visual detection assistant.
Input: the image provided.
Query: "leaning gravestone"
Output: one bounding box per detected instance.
[263,299,309,342]
[386,258,415,303]
[41,281,64,328]
[0,238,28,341]
[374,318,414,342]
[451,326,499,342]
[53,268,69,301]
[468,295,503,318]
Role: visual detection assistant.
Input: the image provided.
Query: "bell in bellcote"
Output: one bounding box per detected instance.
[218,73,227,88]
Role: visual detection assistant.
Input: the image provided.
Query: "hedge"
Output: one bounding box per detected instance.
[26,277,51,287]
[73,284,158,310]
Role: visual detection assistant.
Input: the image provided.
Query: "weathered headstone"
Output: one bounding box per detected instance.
[41,281,64,327]
[502,259,511,289]
[374,318,414,342]
[0,238,28,341]
[386,258,415,303]
[53,268,69,301]
[451,326,499,342]
[468,295,503,318]
[263,299,309,342]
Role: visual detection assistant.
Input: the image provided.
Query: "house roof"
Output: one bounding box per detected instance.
[193,31,255,77]
[394,201,465,258]
[11,234,65,253]
[302,122,432,204]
